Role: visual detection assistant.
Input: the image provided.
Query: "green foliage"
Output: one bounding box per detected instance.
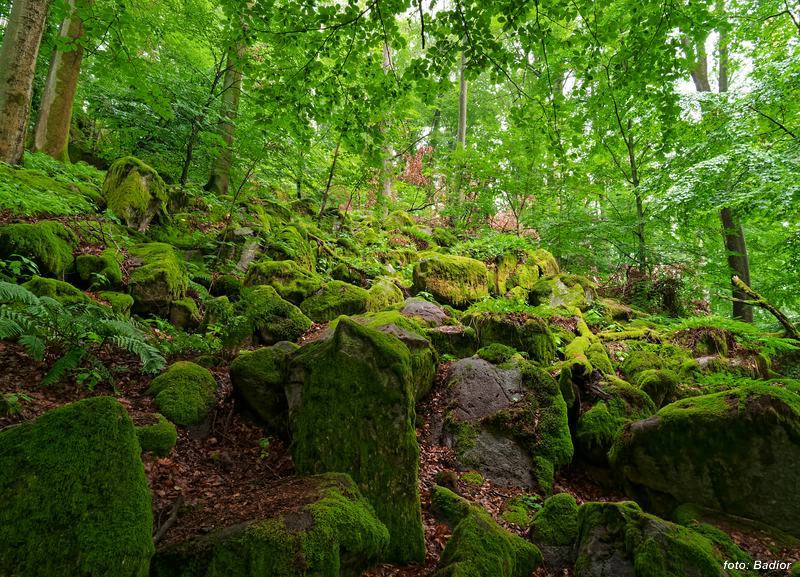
[0,159,96,216]
[0,221,77,278]
[0,281,165,386]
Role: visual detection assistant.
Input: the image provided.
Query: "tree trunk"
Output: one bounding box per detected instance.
[205,41,245,195]
[377,41,393,218]
[317,136,341,220]
[456,49,467,149]
[0,0,51,165]
[33,0,91,162]
[687,31,753,322]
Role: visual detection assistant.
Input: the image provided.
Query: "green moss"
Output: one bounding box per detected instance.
[432,228,458,248]
[636,369,680,407]
[245,260,323,305]
[300,281,371,323]
[98,291,134,315]
[102,156,167,230]
[263,225,316,271]
[239,285,312,344]
[128,242,188,315]
[367,278,404,312]
[430,486,542,577]
[0,221,77,277]
[444,413,479,461]
[0,162,95,216]
[461,471,483,485]
[150,473,388,577]
[530,493,579,546]
[464,312,556,364]
[76,249,123,288]
[229,344,297,434]
[170,298,201,330]
[426,325,479,358]
[575,501,754,577]
[288,318,425,563]
[210,274,243,300]
[136,413,178,457]
[412,252,489,308]
[610,384,800,535]
[22,276,89,305]
[529,274,594,311]
[0,396,153,577]
[501,495,540,527]
[476,343,521,364]
[792,563,800,577]
[622,350,663,380]
[148,361,218,426]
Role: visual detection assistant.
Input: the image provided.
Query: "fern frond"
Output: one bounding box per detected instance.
[0,281,39,305]
[19,334,45,361]
[41,348,86,386]
[108,335,166,374]
[0,317,24,340]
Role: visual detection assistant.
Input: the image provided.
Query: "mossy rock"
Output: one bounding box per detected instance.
[148,361,218,426]
[150,473,388,577]
[101,156,167,231]
[128,242,189,316]
[229,343,297,437]
[136,413,178,457]
[0,396,153,576]
[529,493,580,573]
[574,501,754,577]
[98,291,134,316]
[244,260,324,305]
[209,274,243,301]
[0,220,77,278]
[263,225,316,272]
[299,281,371,323]
[75,249,123,288]
[610,384,800,536]
[476,343,521,365]
[575,377,656,467]
[170,298,201,331]
[635,368,680,407]
[489,249,547,296]
[22,276,89,305]
[367,278,404,312]
[464,311,556,364]
[331,262,363,285]
[430,486,542,577]
[529,274,595,311]
[412,253,489,308]
[426,325,479,359]
[432,228,458,248]
[241,285,312,344]
[287,318,425,563]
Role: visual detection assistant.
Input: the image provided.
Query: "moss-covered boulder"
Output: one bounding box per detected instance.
[635,368,680,407]
[150,473,388,577]
[412,253,489,308]
[529,493,580,573]
[22,275,89,305]
[136,413,178,457]
[400,297,452,327]
[575,377,656,467]
[367,278,404,312]
[148,361,218,426]
[0,396,153,576]
[426,324,479,358]
[263,225,316,271]
[241,285,312,344]
[244,260,323,305]
[286,318,425,563]
[430,486,542,577]
[229,342,297,436]
[610,384,800,536]
[488,248,557,296]
[0,220,77,278]
[463,311,556,364]
[98,290,134,315]
[573,501,753,577]
[300,281,371,323]
[75,248,123,288]
[442,357,572,492]
[529,274,595,311]
[101,156,167,231]
[128,242,189,316]
[169,297,201,330]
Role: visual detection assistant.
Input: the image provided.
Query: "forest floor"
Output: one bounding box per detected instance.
[4,340,797,576]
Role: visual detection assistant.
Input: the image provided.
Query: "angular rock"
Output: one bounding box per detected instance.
[286,318,425,563]
[128,242,188,316]
[426,324,479,359]
[244,259,323,305]
[150,474,388,577]
[242,285,312,344]
[610,384,800,536]
[366,277,404,312]
[529,493,580,574]
[300,281,370,323]
[101,156,167,231]
[0,397,153,577]
[463,311,556,364]
[412,252,489,308]
[400,297,451,327]
[530,274,595,311]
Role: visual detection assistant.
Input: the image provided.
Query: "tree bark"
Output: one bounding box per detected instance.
[205,41,245,195]
[33,0,91,162]
[377,41,393,218]
[0,0,52,165]
[456,49,467,149]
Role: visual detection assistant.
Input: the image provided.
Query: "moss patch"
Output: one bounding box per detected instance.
[241,285,312,344]
[0,396,153,577]
[244,260,323,305]
[530,493,580,546]
[136,413,178,457]
[128,242,188,316]
[102,156,167,231]
[76,249,123,288]
[412,252,489,308]
[148,361,218,426]
[0,220,77,278]
[98,291,134,315]
[22,276,89,305]
[300,281,371,323]
[465,311,556,364]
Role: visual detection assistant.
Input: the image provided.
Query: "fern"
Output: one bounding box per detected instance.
[0,281,39,305]
[41,348,86,386]
[18,334,45,361]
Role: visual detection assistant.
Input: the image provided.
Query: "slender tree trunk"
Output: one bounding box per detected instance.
[456,50,467,149]
[0,0,51,165]
[377,41,393,218]
[205,41,245,195]
[180,60,225,186]
[33,0,91,162]
[317,136,341,220]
